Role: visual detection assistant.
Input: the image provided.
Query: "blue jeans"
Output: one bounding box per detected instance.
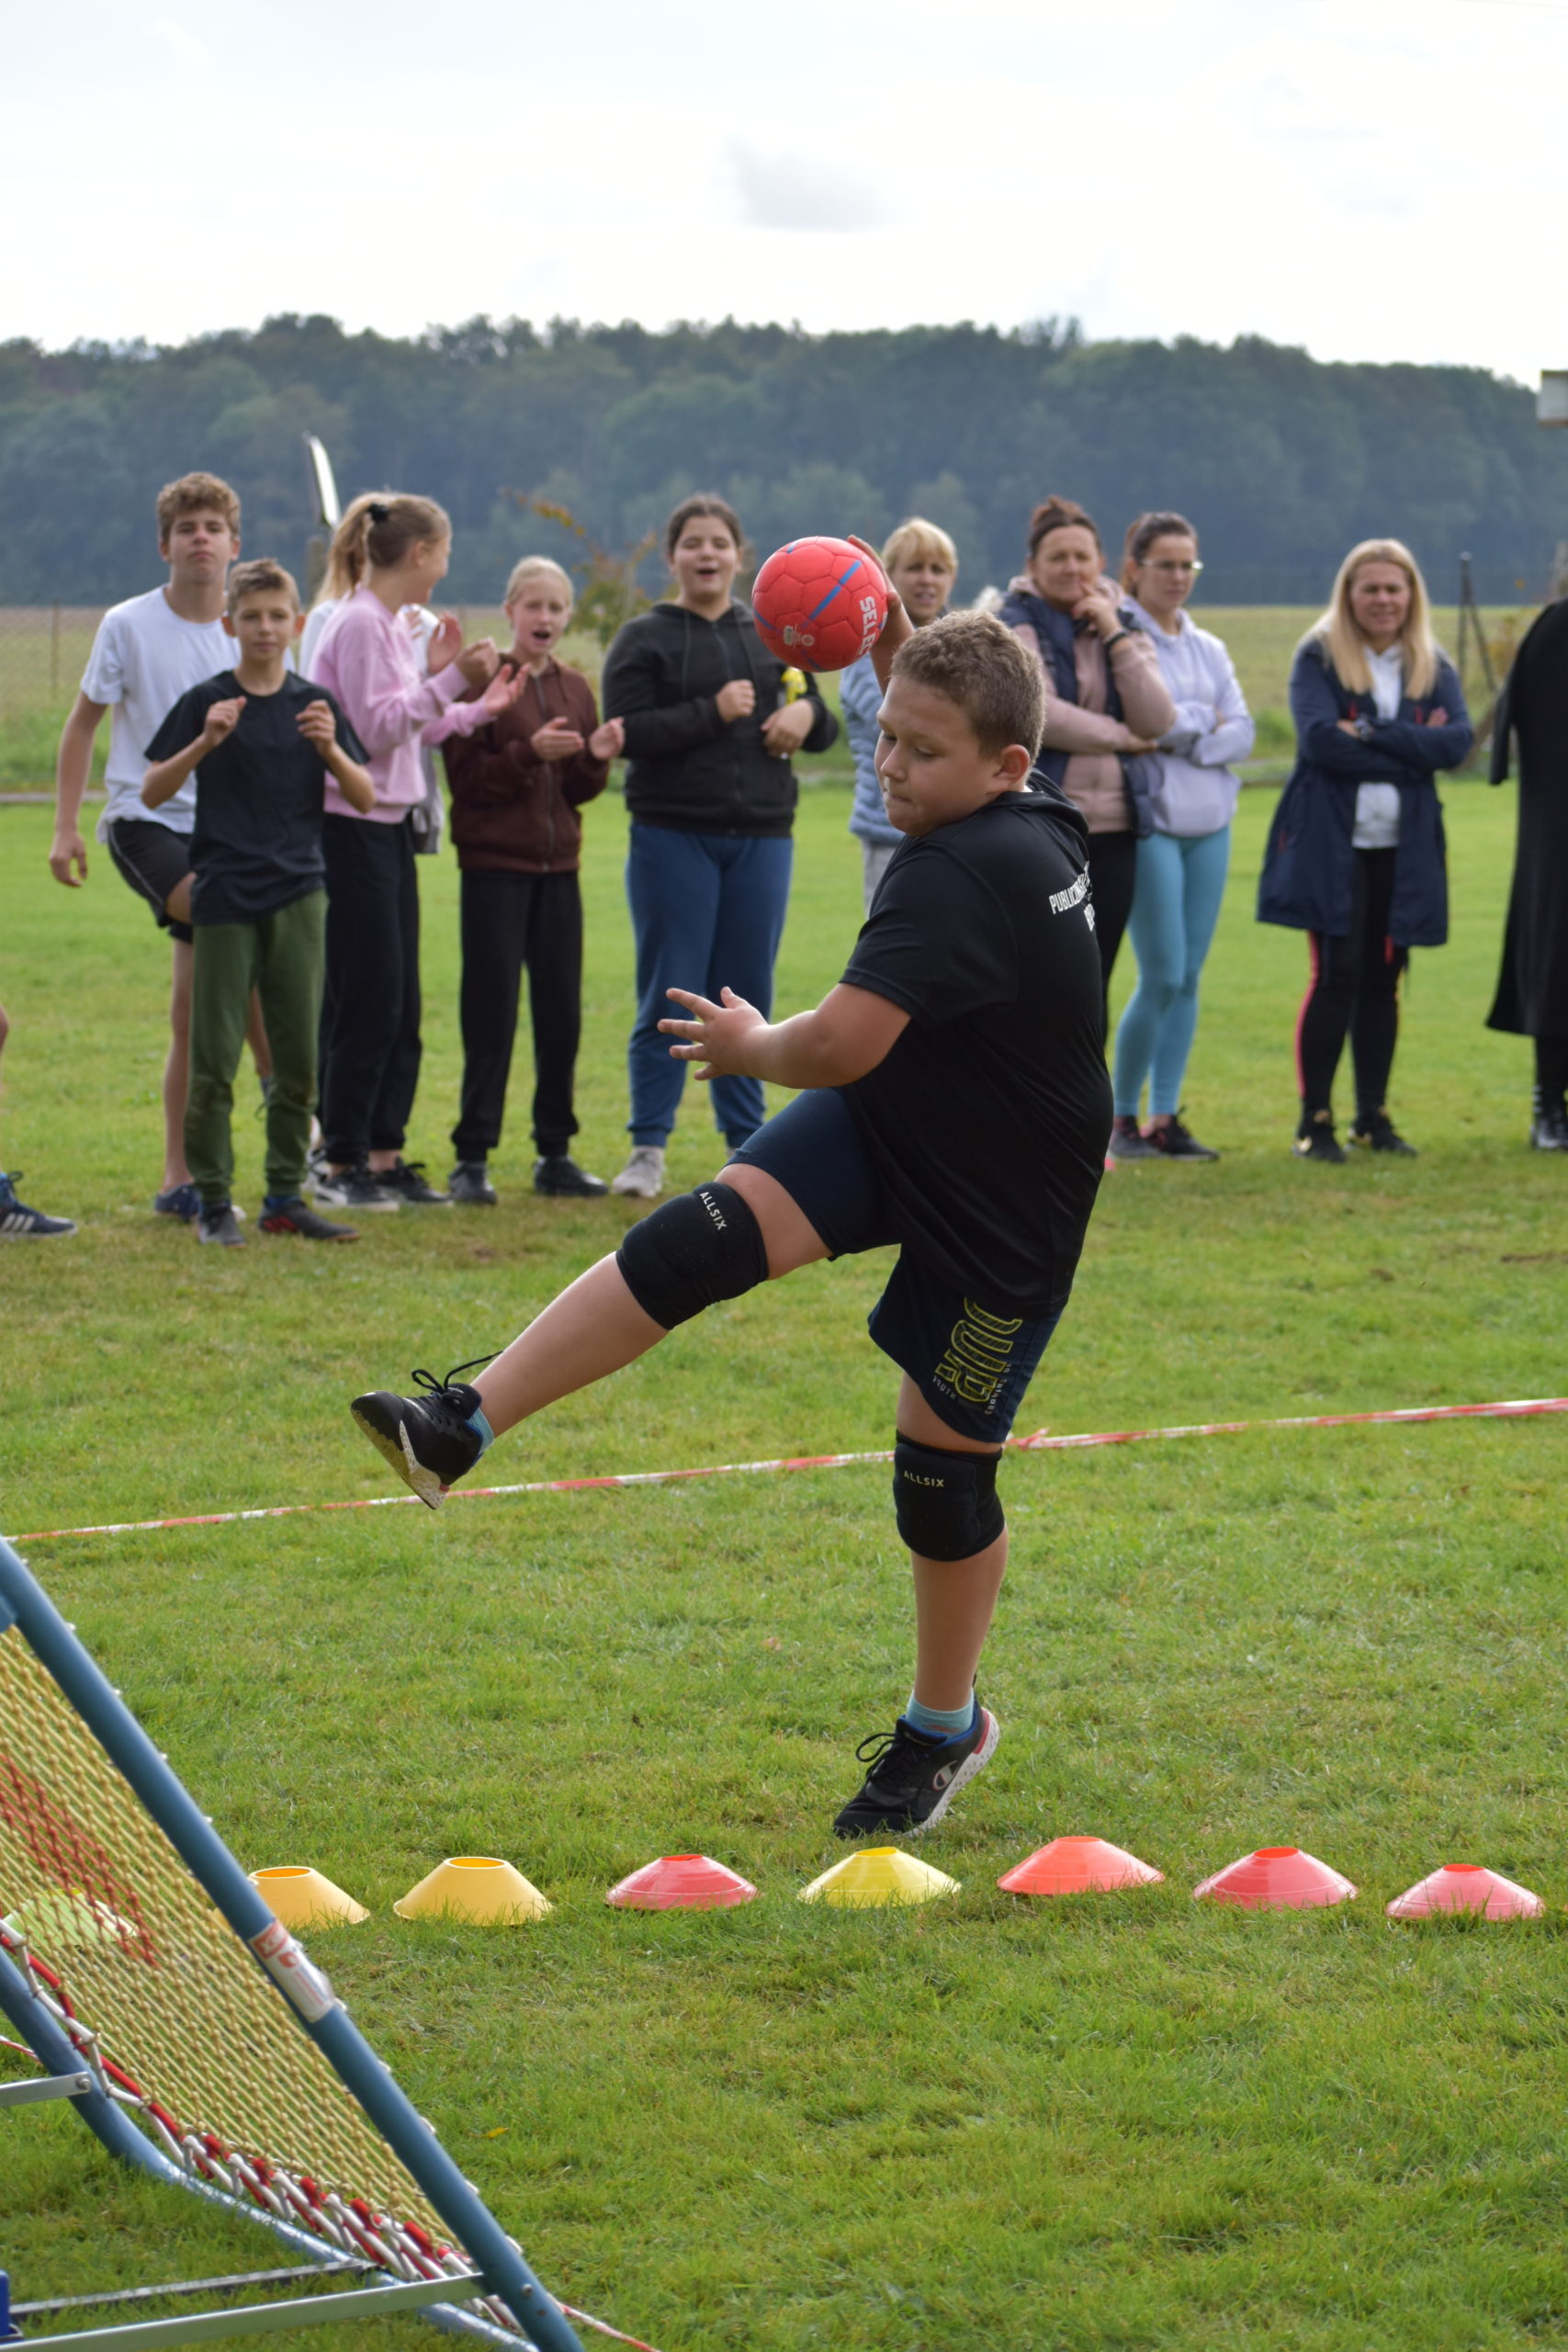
[626,823,794,1148]
[1111,827,1231,1118]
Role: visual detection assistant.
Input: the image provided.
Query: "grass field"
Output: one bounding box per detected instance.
[2,778,1565,2352]
[0,603,1531,791]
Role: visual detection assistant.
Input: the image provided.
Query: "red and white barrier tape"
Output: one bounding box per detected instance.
[6,1396,1562,1547]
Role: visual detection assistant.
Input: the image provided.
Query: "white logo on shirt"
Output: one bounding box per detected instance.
[1049,873,1089,915]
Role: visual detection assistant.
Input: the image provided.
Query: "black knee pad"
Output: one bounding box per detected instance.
[892,1435,1006,1562]
[616,1182,770,1330]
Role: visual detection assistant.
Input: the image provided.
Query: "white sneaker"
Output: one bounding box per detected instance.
[610,1145,666,1199]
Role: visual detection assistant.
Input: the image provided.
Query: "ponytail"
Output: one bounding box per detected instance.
[329,492,451,596]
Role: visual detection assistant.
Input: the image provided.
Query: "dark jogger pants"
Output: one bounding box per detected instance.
[186,891,324,1207]
[320,812,422,1164]
[452,868,584,1160]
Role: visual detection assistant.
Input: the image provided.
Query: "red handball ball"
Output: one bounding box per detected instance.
[750,536,889,673]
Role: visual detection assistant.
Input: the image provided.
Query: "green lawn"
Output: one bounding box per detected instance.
[2,781,1565,2352]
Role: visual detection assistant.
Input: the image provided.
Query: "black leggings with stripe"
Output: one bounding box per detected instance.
[1295,847,1408,1123]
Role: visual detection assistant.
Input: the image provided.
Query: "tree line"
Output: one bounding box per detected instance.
[0,313,1562,610]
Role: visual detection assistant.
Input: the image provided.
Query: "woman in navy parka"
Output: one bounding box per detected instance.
[1258,538,1472,1160]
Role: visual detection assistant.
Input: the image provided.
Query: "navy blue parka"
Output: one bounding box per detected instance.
[1257,638,1472,946]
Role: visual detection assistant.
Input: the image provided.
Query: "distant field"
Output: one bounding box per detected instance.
[0,602,1531,792]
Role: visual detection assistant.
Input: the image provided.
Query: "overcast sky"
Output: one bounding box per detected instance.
[5,0,1562,382]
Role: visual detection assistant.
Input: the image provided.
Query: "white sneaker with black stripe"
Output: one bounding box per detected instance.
[310,1157,400,1213]
[0,1171,75,1238]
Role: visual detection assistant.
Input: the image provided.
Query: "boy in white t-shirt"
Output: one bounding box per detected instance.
[50,471,270,1220]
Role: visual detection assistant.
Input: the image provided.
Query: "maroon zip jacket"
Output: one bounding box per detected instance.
[440,658,610,873]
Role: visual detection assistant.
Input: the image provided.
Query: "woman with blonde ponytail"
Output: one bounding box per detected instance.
[1258,538,1472,1160]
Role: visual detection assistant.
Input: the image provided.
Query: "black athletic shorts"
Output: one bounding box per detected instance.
[728,1087,1062,1446]
[105,817,195,944]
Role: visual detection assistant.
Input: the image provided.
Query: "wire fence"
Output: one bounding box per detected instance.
[0,608,109,793]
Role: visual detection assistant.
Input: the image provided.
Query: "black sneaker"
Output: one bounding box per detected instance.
[449,1159,498,1205]
[259,1198,358,1242]
[197,1204,245,1248]
[1294,1112,1347,1163]
[350,1360,492,1510]
[1349,1113,1417,1157]
[534,1154,608,1198]
[832,1703,999,1839]
[1146,1112,1219,1160]
[1108,1115,1160,1161]
[1529,1108,1568,1151]
[310,1159,400,1213]
[375,1159,451,1206]
[0,1172,76,1238]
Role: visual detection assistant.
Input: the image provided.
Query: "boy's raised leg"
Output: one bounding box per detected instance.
[351,1162,829,1505]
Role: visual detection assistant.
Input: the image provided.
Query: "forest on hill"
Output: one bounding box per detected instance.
[0,314,1562,609]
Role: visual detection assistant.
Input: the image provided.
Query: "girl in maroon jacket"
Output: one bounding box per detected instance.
[433,558,624,1203]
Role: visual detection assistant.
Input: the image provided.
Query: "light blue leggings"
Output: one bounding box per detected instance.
[1111,826,1232,1118]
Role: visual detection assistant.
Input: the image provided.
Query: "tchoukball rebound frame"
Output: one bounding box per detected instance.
[0,1535,583,2352]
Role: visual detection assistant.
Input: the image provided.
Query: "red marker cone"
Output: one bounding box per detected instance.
[1193,1845,1356,1910]
[1387,1863,1545,1921]
[998,1837,1163,1895]
[606,1854,758,1911]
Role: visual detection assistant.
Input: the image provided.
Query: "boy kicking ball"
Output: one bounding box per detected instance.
[142,561,374,1247]
[351,592,1111,1837]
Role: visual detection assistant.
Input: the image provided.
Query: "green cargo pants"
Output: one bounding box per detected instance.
[185,891,325,1208]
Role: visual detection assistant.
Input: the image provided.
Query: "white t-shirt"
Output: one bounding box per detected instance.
[299,596,340,680]
[1351,642,1404,851]
[82,588,235,838]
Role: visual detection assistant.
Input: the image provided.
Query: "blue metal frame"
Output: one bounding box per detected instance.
[0,1539,581,2352]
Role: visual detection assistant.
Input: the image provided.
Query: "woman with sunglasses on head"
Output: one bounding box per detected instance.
[1258,538,1472,1160]
[1108,514,1253,1160]
[999,497,1174,1010]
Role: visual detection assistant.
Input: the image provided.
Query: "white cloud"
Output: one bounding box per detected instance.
[1,0,1566,381]
[728,145,887,235]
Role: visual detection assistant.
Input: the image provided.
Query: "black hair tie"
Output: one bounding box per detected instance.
[367,500,390,524]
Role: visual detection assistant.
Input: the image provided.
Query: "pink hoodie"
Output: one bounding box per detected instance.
[311,584,480,822]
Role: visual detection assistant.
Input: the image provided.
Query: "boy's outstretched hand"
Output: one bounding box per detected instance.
[660,986,768,1080]
[846,534,909,690]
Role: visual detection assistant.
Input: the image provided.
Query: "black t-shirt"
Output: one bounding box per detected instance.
[146,672,367,925]
[838,787,1111,1316]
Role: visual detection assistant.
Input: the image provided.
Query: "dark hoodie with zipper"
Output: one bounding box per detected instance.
[601,598,838,837]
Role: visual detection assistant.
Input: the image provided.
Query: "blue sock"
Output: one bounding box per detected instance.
[903,1692,977,1742]
[263,1193,301,1214]
[466,1405,495,1454]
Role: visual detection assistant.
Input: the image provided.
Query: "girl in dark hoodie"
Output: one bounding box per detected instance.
[600,494,838,1197]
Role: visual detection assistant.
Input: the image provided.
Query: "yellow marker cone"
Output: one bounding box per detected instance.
[248,1867,369,1928]
[798,1846,960,1909]
[393,1857,551,1924]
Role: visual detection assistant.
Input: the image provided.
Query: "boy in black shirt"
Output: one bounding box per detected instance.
[142,561,374,1247]
[351,597,1111,1836]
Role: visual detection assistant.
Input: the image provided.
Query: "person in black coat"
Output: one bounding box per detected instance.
[1485,599,1568,1148]
[1257,538,1472,1160]
[600,493,838,1197]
